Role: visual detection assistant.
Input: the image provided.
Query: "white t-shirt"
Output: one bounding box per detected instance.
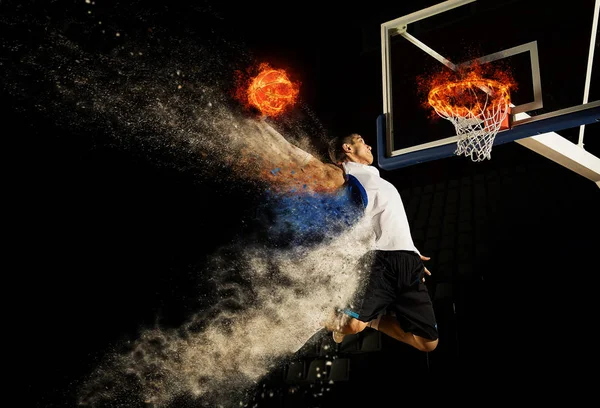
[342,161,420,254]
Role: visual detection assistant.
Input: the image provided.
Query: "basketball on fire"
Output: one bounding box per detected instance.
[246,63,300,117]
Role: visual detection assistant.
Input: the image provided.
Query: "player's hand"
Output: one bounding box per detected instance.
[420,255,432,282]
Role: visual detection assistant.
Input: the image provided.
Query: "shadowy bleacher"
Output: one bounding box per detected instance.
[248,327,432,407]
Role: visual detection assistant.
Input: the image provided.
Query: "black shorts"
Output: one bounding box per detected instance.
[347,250,438,341]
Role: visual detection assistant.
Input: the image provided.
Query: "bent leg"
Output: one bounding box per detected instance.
[377,314,438,352]
[325,314,437,352]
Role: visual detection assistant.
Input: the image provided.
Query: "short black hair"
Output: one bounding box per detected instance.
[328,133,358,164]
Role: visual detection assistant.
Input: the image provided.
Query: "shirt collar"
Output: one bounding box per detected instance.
[343,161,379,175]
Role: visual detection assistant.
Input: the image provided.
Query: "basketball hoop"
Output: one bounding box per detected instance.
[428,78,511,162]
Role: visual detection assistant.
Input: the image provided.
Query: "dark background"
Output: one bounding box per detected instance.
[5,0,599,406]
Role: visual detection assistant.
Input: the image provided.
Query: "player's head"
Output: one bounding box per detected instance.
[328,133,373,166]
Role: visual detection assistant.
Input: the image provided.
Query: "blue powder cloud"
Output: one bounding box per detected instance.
[257,178,367,247]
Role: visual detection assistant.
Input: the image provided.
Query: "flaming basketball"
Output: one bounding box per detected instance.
[239,62,300,117]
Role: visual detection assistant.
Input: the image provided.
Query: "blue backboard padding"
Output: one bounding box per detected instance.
[377,101,600,170]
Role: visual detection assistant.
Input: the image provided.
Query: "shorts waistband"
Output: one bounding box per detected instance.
[374,249,419,256]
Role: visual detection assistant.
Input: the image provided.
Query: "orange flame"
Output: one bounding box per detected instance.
[428,76,512,118]
[417,60,517,120]
[235,62,300,117]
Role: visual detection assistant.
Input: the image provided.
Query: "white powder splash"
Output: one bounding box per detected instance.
[2,2,374,407]
[77,220,374,407]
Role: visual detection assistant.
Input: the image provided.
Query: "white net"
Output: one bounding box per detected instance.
[428,79,511,162]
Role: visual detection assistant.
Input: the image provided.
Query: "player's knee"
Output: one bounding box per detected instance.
[416,337,438,352]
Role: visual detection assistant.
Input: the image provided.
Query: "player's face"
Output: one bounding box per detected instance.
[349,135,373,165]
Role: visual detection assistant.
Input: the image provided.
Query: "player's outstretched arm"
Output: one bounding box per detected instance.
[253,118,345,193]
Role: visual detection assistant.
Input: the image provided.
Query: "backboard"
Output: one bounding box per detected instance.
[378,0,600,185]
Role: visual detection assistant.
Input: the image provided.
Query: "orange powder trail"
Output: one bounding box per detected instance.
[207,115,338,195]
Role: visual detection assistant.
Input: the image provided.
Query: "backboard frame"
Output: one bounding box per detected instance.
[378,0,600,171]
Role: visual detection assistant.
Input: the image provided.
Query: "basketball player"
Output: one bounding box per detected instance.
[253,118,439,353]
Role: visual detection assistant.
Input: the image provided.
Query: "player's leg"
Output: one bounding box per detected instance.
[379,251,438,352]
[328,310,438,352]
[376,314,438,352]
